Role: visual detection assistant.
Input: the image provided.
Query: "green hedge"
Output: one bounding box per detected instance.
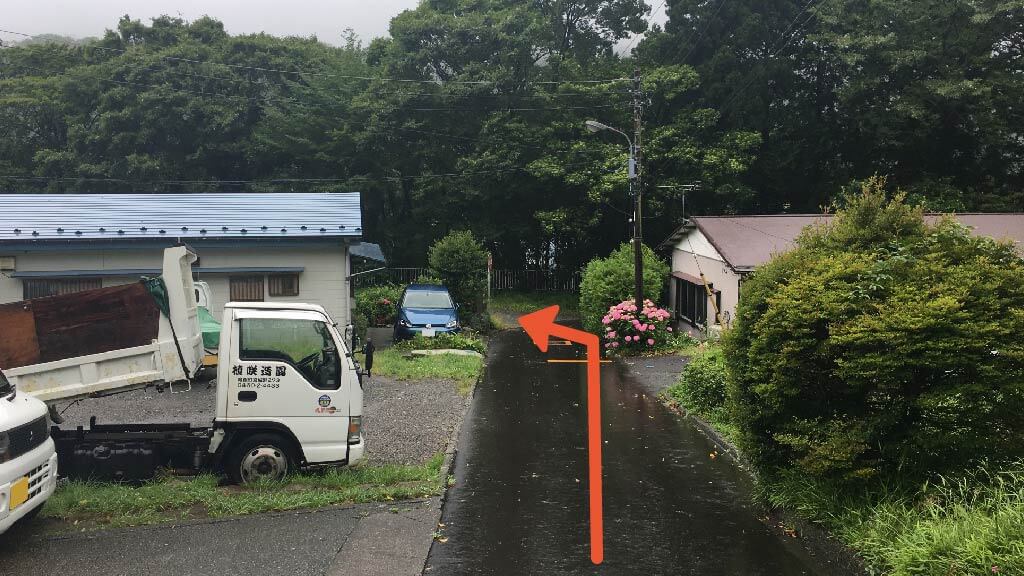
[675,347,727,416]
[428,231,489,329]
[392,332,485,355]
[579,242,668,333]
[724,180,1024,486]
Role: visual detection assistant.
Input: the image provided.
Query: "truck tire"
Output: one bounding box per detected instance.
[226,433,295,484]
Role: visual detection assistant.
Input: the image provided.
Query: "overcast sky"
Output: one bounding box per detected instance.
[1,0,418,46]
[1,0,667,48]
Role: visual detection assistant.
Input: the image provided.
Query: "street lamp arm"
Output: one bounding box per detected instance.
[585,119,633,149]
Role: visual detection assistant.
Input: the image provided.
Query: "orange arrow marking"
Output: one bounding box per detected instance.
[518,305,604,565]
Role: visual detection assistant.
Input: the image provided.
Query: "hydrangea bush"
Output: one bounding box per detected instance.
[602,299,673,355]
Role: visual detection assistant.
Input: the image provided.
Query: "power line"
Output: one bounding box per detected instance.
[2,60,624,157]
[2,61,628,115]
[715,0,820,116]
[0,159,604,185]
[622,0,668,56]
[0,28,631,87]
[676,0,728,64]
[407,104,624,112]
[1,44,633,101]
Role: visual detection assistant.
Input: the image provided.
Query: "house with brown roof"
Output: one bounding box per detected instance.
[662,214,1024,330]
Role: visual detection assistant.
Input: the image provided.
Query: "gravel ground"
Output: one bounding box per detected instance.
[362,375,466,465]
[55,375,466,467]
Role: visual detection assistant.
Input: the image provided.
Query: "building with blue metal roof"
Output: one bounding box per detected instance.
[0,193,366,329]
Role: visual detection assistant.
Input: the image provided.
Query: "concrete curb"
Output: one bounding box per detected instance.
[440,368,481,476]
[659,395,746,468]
[415,343,485,576]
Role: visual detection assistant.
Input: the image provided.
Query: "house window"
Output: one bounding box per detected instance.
[674,277,711,327]
[268,273,299,297]
[23,278,102,300]
[230,276,264,302]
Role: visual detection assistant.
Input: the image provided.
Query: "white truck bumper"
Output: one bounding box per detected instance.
[0,438,58,534]
[348,435,365,465]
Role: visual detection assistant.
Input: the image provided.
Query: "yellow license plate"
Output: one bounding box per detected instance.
[10,476,29,510]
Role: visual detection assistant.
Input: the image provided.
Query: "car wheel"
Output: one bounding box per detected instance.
[226,433,296,485]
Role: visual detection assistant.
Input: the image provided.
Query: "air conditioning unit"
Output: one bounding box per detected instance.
[0,256,14,271]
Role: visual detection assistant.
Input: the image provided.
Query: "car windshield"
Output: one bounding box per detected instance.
[402,290,454,309]
[0,370,12,396]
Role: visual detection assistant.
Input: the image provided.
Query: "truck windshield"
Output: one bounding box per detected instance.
[402,291,453,309]
[0,370,12,396]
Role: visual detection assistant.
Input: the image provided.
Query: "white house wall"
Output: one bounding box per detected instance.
[0,244,352,329]
[670,228,742,326]
[677,227,726,262]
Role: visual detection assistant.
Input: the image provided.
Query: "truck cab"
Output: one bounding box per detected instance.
[212,302,363,483]
[0,369,58,534]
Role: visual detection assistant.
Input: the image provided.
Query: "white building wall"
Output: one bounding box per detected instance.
[0,244,352,328]
[670,228,743,326]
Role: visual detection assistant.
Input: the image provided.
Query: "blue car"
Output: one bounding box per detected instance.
[394,284,460,340]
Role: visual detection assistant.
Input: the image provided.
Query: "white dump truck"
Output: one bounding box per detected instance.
[0,372,57,534]
[0,245,364,533]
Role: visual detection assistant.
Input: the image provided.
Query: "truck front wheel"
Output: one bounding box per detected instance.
[226,433,295,484]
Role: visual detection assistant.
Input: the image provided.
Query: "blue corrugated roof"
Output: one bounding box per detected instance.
[0,193,362,241]
[11,266,305,278]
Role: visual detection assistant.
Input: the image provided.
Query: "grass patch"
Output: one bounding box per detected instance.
[489,292,579,315]
[358,349,483,395]
[42,453,445,529]
[392,332,486,355]
[761,465,1024,575]
[489,292,579,330]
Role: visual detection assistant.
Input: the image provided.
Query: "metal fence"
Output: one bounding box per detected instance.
[489,269,581,292]
[354,267,580,292]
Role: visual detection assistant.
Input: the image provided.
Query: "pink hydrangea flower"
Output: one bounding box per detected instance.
[647,338,655,345]
[667,327,673,332]
[608,331,616,339]
[612,341,620,348]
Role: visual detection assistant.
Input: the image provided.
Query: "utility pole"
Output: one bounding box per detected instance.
[630,68,644,309]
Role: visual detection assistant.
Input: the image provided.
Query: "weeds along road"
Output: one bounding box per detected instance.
[426,328,831,575]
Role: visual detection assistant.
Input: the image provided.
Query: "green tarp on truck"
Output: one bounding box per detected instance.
[198,306,221,350]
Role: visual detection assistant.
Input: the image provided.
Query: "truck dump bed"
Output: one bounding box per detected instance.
[0,247,203,402]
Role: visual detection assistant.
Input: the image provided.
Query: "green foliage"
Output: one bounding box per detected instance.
[428,231,489,322]
[638,0,1023,212]
[761,463,1024,576]
[665,344,739,442]
[579,242,668,333]
[724,180,1024,486]
[354,284,402,332]
[392,332,486,355]
[674,347,727,416]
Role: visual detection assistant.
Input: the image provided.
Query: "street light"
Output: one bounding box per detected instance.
[586,119,643,309]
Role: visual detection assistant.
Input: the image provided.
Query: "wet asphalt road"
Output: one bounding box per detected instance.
[425,329,829,575]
